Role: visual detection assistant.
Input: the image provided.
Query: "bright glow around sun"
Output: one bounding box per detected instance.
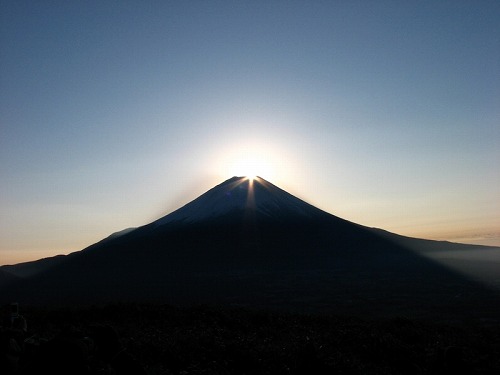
[211,132,305,190]
[216,141,279,181]
[229,152,274,180]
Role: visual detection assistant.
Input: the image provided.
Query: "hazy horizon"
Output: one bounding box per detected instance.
[1,1,499,265]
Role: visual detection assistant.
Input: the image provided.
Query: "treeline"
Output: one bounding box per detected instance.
[2,303,500,374]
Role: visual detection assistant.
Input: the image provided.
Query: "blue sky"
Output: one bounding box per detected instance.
[1,1,499,264]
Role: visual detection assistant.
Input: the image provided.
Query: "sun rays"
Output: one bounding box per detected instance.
[225,175,259,209]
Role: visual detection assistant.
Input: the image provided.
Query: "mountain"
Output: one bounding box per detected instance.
[2,254,67,278]
[1,176,499,320]
[0,268,20,287]
[153,176,328,225]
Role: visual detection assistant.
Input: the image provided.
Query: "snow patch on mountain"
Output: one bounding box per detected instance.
[154,176,326,227]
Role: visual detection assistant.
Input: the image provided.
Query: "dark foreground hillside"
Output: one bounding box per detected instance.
[2,303,500,374]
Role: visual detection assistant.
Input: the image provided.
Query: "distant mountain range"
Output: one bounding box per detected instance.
[1,176,499,320]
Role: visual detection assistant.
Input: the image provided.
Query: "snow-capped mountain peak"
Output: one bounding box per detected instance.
[153,176,326,227]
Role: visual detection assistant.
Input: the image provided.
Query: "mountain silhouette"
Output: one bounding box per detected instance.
[1,176,499,320]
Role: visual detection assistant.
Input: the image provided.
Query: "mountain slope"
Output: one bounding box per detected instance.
[153,177,330,226]
[1,177,499,320]
[2,254,67,278]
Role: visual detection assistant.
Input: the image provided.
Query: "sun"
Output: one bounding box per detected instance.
[214,138,294,183]
[224,150,275,181]
[233,156,267,180]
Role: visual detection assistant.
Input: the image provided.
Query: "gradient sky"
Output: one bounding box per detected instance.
[1,1,499,265]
